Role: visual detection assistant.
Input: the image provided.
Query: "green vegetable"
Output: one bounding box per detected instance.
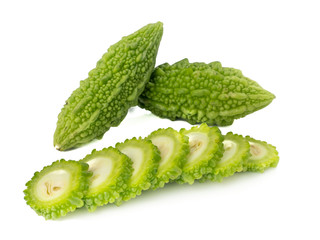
[147,127,189,189]
[80,147,133,212]
[115,137,160,203]
[139,59,275,126]
[54,22,163,151]
[244,136,279,172]
[200,132,250,182]
[23,159,91,220]
[176,123,224,184]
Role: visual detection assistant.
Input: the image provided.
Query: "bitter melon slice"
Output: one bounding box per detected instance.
[80,147,133,212]
[54,22,163,151]
[24,159,91,220]
[176,123,224,184]
[139,59,275,126]
[244,136,279,172]
[147,127,190,189]
[201,132,250,182]
[115,137,160,203]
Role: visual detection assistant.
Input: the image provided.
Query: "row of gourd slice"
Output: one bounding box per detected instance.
[24,123,279,220]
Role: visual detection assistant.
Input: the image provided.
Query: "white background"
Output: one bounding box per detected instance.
[1,0,319,239]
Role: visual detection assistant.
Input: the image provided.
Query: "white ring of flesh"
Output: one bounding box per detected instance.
[219,140,238,164]
[86,157,113,190]
[150,136,174,167]
[119,147,144,178]
[186,132,208,163]
[249,142,267,160]
[36,170,71,201]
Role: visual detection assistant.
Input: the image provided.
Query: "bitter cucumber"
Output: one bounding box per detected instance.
[139,59,275,126]
[80,147,133,212]
[54,22,163,151]
[115,137,160,203]
[23,159,91,219]
[244,136,279,172]
[200,132,250,182]
[147,127,189,189]
[177,123,224,184]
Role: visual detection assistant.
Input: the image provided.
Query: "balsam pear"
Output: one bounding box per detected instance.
[139,59,275,126]
[201,132,250,182]
[177,123,224,184]
[147,127,189,189]
[244,136,279,172]
[80,147,133,212]
[24,159,91,219]
[115,137,160,203]
[54,22,163,151]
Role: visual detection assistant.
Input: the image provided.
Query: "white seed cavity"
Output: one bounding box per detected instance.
[119,147,144,178]
[186,132,208,163]
[249,142,267,160]
[150,136,174,167]
[36,170,70,201]
[86,157,113,190]
[220,140,238,163]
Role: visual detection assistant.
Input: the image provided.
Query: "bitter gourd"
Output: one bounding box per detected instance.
[177,123,224,184]
[115,137,160,203]
[244,136,279,172]
[80,147,133,212]
[54,22,163,151]
[139,59,275,126]
[24,159,91,219]
[147,127,189,189]
[200,132,250,182]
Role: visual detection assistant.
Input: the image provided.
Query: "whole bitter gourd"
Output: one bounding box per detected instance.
[139,59,275,126]
[24,159,92,219]
[54,22,163,151]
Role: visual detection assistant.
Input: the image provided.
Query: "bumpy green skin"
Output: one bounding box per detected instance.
[139,58,275,126]
[115,137,160,204]
[80,147,133,212]
[54,22,163,151]
[176,123,224,184]
[244,136,279,173]
[200,132,250,182]
[147,127,190,189]
[24,159,91,220]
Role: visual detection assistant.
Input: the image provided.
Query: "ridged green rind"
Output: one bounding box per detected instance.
[176,123,224,184]
[147,127,190,189]
[244,136,279,173]
[54,22,163,151]
[200,132,250,182]
[139,58,275,126]
[23,159,91,220]
[115,137,160,204]
[80,147,133,212]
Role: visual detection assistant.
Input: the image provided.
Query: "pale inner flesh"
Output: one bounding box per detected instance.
[186,132,209,163]
[119,147,144,178]
[36,170,71,201]
[249,142,267,160]
[220,140,238,164]
[150,136,174,167]
[87,157,113,190]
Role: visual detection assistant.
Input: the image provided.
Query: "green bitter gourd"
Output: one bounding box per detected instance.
[147,127,190,189]
[139,59,275,126]
[176,123,224,184]
[80,147,133,212]
[54,22,163,151]
[200,132,250,182]
[24,159,91,220]
[244,136,279,172]
[115,137,160,203]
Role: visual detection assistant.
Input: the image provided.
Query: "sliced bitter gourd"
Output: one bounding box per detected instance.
[201,132,250,182]
[147,127,190,189]
[115,137,160,203]
[176,123,224,184]
[80,147,133,212]
[54,22,163,151]
[244,136,279,172]
[24,159,91,220]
